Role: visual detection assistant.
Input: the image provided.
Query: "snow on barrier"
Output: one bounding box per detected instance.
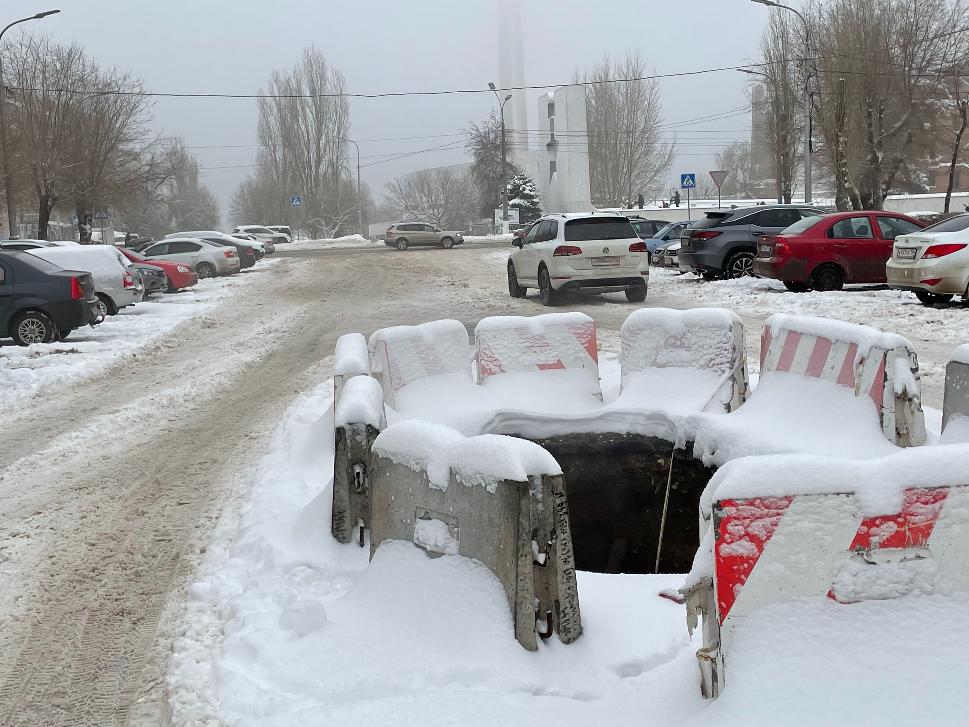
[474,312,600,397]
[334,333,370,403]
[619,307,749,414]
[682,446,969,698]
[943,344,969,442]
[332,375,386,545]
[369,420,582,650]
[759,314,926,447]
[369,320,471,408]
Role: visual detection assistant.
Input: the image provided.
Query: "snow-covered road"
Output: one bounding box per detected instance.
[1,242,964,725]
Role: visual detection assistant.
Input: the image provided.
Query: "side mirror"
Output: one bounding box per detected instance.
[513,239,523,248]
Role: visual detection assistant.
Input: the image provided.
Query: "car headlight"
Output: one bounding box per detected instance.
[177,266,190,273]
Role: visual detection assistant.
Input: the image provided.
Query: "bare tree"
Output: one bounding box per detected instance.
[942,72,969,213]
[255,47,355,237]
[715,142,759,198]
[759,11,803,203]
[384,167,476,228]
[582,52,675,207]
[467,112,516,218]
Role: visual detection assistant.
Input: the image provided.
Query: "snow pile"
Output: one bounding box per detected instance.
[334,332,369,377]
[372,419,561,490]
[369,319,471,401]
[941,414,969,443]
[621,308,740,378]
[334,375,384,429]
[614,368,729,416]
[286,234,375,249]
[413,517,459,555]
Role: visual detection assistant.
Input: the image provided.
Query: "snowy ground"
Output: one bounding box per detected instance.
[0,261,279,411]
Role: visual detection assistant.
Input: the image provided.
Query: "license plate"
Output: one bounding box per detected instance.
[591,256,621,266]
[896,247,917,260]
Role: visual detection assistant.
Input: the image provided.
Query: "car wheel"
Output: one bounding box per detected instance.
[12,311,57,346]
[166,278,179,293]
[625,284,647,303]
[58,328,75,340]
[507,262,527,298]
[725,251,755,279]
[96,293,118,316]
[196,262,216,279]
[396,238,409,250]
[441,237,454,249]
[914,290,954,306]
[811,264,844,292]
[783,281,810,293]
[538,265,559,306]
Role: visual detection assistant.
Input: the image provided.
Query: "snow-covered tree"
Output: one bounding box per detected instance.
[505,173,542,223]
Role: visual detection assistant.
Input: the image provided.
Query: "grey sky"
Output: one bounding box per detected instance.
[3,0,769,217]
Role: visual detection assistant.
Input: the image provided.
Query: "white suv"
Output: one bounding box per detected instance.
[507,214,649,305]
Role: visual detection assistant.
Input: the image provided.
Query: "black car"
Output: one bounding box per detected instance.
[0,250,100,345]
[133,263,167,298]
[194,236,259,269]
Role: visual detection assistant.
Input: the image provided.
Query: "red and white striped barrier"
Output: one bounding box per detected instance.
[619,308,748,413]
[760,314,926,446]
[684,446,969,698]
[474,312,600,393]
[369,320,472,407]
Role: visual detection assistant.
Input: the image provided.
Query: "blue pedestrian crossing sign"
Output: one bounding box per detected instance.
[290,196,303,208]
[680,173,697,190]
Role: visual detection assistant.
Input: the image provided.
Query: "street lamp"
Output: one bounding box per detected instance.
[0,9,61,239]
[488,82,513,233]
[750,0,812,204]
[338,136,363,236]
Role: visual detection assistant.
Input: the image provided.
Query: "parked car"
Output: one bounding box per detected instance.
[266,225,293,242]
[643,221,692,255]
[173,230,270,258]
[0,250,100,345]
[229,233,273,256]
[887,213,969,305]
[679,204,826,279]
[133,263,167,298]
[628,218,670,240]
[755,211,925,291]
[118,247,198,293]
[139,238,240,278]
[652,239,683,269]
[507,213,648,305]
[384,222,465,250]
[165,231,258,269]
[233,225,288,246]
[26,245,142,317]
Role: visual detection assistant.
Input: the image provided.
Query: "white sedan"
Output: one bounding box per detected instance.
[887,214,969,305]
[507,214,649,306]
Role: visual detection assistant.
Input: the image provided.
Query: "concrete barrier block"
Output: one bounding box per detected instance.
[474,312,600,396]
[370,420,582,650]
[369,320,472,407]
[332,376,385,545]
[619,307,749,413]
[943,345,969,441]
[334,333,370,404]
[687,446,969,698]
[760,314,926,446]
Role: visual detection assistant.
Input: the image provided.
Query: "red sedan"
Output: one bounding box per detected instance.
[119,247,199,293]
[754,211,925,291]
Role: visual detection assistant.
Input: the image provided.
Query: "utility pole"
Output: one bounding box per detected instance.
[751,0,812,203]
[340,137,363,236]
[0,10,61,239]
[489,82,513,233]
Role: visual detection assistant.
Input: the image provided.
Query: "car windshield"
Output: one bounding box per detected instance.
[564,217,637,241]
[781,216,824,235]
[920,215,969,234]
[652,223,677,238]
[244,227,273,234]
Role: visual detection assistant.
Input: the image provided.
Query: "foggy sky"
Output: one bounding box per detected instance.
[2,0,771,219]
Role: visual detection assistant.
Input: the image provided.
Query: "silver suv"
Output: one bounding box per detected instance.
[384,222,464,250]
[678,204,825,279]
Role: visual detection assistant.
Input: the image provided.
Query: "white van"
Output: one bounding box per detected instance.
[26,245,142,316]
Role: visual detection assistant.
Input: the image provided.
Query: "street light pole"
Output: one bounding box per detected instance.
[751,0,811,204]
[339,136,363,236]
[0,10,61,239]
[489,82,513,233]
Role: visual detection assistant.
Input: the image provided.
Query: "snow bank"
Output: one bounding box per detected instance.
[941,414,969,443]
[334,375,384,429]
[620,307,740,378]
[334,332,369,377]
[700,443,969,519]
[372,419,561,490]
[286,234,374,249]
[615,368,729,416]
